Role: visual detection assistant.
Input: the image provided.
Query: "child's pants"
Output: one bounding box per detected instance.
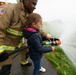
[32,58,41,75]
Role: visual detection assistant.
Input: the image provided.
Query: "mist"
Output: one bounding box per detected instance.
[34,0,76,22]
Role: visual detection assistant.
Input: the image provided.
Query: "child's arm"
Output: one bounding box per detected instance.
[28,33,54,53]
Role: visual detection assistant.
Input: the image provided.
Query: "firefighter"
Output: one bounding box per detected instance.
[0,0,38,75]
[0,0,52,75]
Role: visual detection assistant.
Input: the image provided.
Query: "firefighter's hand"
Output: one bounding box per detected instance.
[0,52,9,62]
[46,34,53,39]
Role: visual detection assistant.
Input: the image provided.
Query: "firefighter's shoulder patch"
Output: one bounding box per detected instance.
[0,8,5,16]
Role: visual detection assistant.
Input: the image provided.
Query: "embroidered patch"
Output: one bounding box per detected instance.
[0,8,5,16]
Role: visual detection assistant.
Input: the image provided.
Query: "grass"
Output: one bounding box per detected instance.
[44,46,76,75]
[42,22,76,75]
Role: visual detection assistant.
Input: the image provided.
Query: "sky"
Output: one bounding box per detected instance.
[0,0,76,22]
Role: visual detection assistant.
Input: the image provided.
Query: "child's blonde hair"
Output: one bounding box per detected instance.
[25,13,42,28]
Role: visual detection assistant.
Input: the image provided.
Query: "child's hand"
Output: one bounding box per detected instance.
[51,46,55,51]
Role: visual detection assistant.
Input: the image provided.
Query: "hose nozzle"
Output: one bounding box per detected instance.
[50,38,61,46]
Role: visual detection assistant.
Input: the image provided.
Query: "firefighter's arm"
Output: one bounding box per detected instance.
[39,28,52,39]
[0,6,13,54]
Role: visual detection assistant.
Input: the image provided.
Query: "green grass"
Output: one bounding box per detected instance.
[44,46,76,75]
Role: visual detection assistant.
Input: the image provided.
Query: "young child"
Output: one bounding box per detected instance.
[23,13,55,75]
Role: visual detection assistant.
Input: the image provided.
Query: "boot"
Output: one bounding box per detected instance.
[20,60,32,66]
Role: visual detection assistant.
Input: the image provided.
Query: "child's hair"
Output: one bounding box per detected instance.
[25,13,42,28]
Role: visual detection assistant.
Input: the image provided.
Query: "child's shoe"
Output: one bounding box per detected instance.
[39,67,46,72]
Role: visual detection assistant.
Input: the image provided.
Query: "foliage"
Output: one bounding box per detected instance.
[44,46,76,75]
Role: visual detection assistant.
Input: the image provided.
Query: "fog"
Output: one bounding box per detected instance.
[1,0,76,23]
[34,0,76,22]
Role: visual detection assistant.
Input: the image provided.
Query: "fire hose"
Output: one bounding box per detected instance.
[0,38,61,62]
[0,46,30,62]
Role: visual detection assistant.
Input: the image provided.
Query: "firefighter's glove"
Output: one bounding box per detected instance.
[0,64,11,75]
[0,52,9,62]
